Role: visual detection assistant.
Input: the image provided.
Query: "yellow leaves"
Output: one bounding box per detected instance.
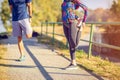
[32,0,62,26]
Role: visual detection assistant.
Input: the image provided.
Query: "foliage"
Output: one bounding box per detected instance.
[32,0,62,26]
[87,8,111,22]
[0,0,62,28]
[110,0,120,21]
[87,0,120,22]
[0,0,11,30]
[1,0,120,28]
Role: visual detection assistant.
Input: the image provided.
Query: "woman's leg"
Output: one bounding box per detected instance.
[76,31,81,48]
[63,22,79,67]
[69,45,76,65]
[63,23,75,64]
[69,22,78,65]
[69,22,77,49]
[63,24,69,42]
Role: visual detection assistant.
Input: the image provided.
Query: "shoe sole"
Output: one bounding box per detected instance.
[65,67,78,70]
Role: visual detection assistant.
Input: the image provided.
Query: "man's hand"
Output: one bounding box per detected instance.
[27,2,32,23]
[29,18,32,23]
[9,5,13,13]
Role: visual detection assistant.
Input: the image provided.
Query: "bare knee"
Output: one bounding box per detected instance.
[18,36,22,42]
[26,34,32,39]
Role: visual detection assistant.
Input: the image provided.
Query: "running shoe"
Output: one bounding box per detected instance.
[18,55,25,61]
[65,64,78,70]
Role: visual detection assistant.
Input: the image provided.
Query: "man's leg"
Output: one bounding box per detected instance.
[18,36,25,58]
[12,21,25,61]
[19,18,33,39]
[26,34,32,39]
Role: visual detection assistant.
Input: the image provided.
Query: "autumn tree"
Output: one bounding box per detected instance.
[87,8,111,22]
[0,0,11,30]
[0,0,62,28]
[110,0,120,21]
[32,0,62,26]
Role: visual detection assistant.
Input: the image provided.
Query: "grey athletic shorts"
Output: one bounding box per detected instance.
[12,18,33,37]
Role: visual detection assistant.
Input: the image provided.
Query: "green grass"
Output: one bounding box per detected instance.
[0,32,8,58]
[0,44,7,59]
[0,44,8,80]
[37,35,120,80]
[75,51,120,80]
[37,35,67,50]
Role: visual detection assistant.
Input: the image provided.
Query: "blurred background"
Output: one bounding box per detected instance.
[0,0,119,28]
[0,0,120,63]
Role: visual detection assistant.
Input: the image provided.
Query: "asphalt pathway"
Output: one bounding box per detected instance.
[0,36,106,80]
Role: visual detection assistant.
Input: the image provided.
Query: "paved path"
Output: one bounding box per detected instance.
[0,36,105,80]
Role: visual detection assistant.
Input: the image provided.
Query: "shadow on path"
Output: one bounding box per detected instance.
[58,53,104,80]
[24,44,53,80]
[0,63,36,68]
[1,36,105,80]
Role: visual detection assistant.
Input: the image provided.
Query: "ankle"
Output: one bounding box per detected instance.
[71,60,77,66]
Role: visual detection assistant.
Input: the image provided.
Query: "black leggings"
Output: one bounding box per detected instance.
[63,22,81,60]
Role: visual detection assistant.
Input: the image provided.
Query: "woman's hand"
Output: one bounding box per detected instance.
[76,18,82,26]
[79,22,85,31]
[82,22,86,28]
[77,22,86,31]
